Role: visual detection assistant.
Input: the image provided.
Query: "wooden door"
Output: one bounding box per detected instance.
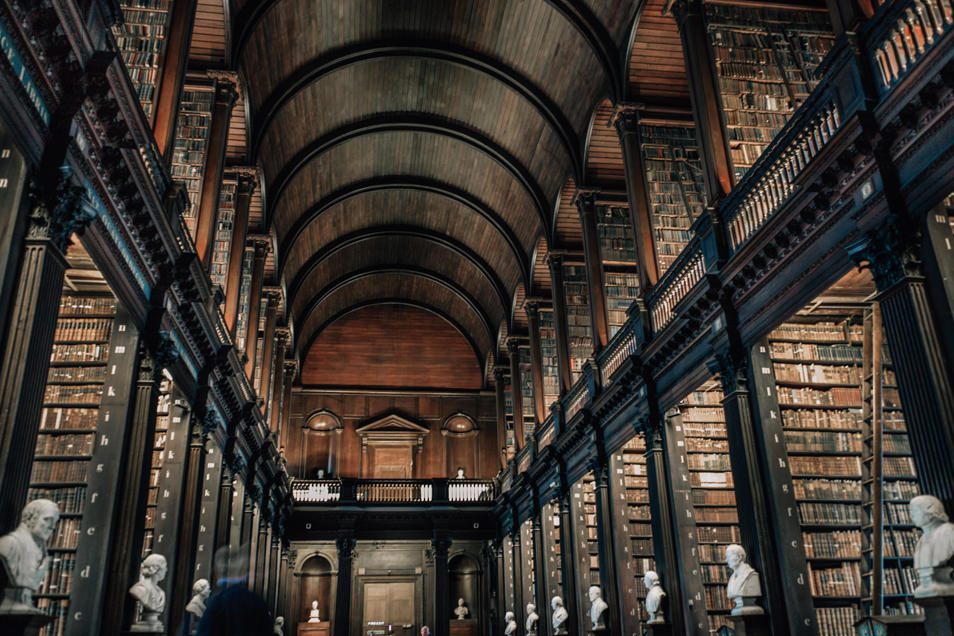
[361,581,415,636]
[370,446,413,479]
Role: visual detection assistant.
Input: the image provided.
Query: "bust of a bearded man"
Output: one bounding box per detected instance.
[0,498,59,612]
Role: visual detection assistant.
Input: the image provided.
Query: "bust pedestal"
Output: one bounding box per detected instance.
[644,622,671,636]
[449,618,477,636]
[298,621,331,636]
[915,594,954,636]
[729,611,770,636]
[0,609,53,636]
[588,626,609,636]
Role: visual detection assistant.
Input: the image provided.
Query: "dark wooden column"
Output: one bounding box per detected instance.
[547,254,573,394]
[100,343,167,634]
[524,302,547,424]
[194,78,238,267]
[225,171,256,335]
[0,190,70,533]
[268,328,289,429]
[153,0,198,160]
[243,237,269,376]
[507,338,526,449]
[494,539,506,634]
[825,0,866,34]
[258,290,281,397]
[229,473,247,550]
[214,466,234,555]
[254,517,270,593]
[855,227,954,514]
[278,361,297,446]
[511,528,524,635]
[613,109,659,292]
[168,416,209,626]
[576,192,610,351]
[557,481,579,636]
[334,534,356,636]
[494,368,509,468]
[668,1,734,204]
[921,206,954,377]
[266,533,280,607]
[63,307,141,634]
[589,452,622,636]
[240,495,256,555]
[433,535,452,636]
[531,508,548,626]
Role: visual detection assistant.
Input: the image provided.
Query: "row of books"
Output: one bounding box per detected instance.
[50,343,108,363]
[697,525,741,544]
[48,517,81,550]
[39,407,99,430]
[883,567,919,595]
[695,507,738,523]
[701,563,730,584]
[802,531,861,559]
[782,408,861,430]
[27,487,86,515]
[793,478,862,501]
[809,562,860,596]
[37,553,76,595]
[35,598,69,636]
[34,433,94,456]
[685,437,729,452]
[790,455,861,477]
[687,453,732,471]
[43,384,103,405]
[53,318,112,342]
[785,431,862,453]
[47,365,107,384]
[31,461,89,483]
[798,502,863,525]
[691,471,734,489]
[58,296,116,316]
[769,341,862,362]
[773,362,861,385]
[777,386,862,406]
[816,606,861,636]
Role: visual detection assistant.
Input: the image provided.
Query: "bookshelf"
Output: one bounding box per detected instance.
[704,3,835,180]
[603,272,639,339]
[503,533,516,615]
[541,500,563,603]
[767,309,923,633]
[234,249,253,351]
[519,346,535,437]
[521,518,536,612]
[210,181,237,292]
[30,293,118,636]
[596,205,637,265]
[562,264,593,384]
[538,308,559,409]
[504,377,515,454]
[638,122,706,274]
[609,437,654,629]
[679,381,739,634]
[141,378,173,557]
[112,0,171,120]
[571,472,600,619]
[170,86,214,238]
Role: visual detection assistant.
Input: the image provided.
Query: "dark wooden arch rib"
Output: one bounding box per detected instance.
[231,0,620,104]
[265,113,554,238]
[301,299,486,372]
[296,266,497,357]
[285,226,513,321]
[276,176,530,290]
[248,41,583,176]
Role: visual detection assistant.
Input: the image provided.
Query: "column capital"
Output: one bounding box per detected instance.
[230,167,261,192]
[493,366,508,383]
[574,188,600,216]
[506,336,527,354]
[431,535,452,557]
[211,76,240,108]
[848,221,923,291]
[284,360,299,376]
[335,534,356,559]
[611,104,641,138]
[274,327,291,346]
[248,235,272,255]
[546,252,565,270]
[666,0,705,24]
[28,168,96,253]
[706,350,748,396]
[263,287,283,305]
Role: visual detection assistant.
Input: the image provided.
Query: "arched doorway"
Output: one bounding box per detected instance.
[449,553,482,631]
[294,554,336,631]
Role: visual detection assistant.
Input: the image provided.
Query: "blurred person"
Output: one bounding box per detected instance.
[195,544,274,636]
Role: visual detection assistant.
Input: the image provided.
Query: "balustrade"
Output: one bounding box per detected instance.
[291,478,496,504]
[873,0,954,90]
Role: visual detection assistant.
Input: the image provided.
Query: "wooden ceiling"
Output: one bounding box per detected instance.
[192,0,703,386]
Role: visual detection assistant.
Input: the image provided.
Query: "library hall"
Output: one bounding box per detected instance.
[1,1,954,636]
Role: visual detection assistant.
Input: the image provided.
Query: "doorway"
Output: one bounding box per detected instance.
[361,581,416,636]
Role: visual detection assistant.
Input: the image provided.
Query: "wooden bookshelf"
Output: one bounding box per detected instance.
[571,472,600,622]
[538,308,559,409]
[638,122,706,274]
[562,264,592,384]
[210,180,237,291]
[29,294,117,636]
[705,3,835,181]
[141,378,173,557]
[520,518,536,612]
[519,346,535,437]
[234,249,253,352]
[170,86,214,238]
[503,533,516,616]
[112,0,171,121]
[541,500,563,604]
[680,382,739,634]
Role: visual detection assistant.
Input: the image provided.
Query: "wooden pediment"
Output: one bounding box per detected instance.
[355,413,431,451]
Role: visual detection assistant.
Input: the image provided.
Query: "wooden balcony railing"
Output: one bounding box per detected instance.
[291,478,496,504]
[871,0,954,91]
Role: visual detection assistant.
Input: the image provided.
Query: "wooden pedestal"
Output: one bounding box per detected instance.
[645,623,671,636]
[915,595,954,636]
[299,621,331,636]
[729,612,770,636]
[450,619,477,636]
[0,610,53,636]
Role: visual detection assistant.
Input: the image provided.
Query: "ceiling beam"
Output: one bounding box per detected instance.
[265,113,554,238]
[276,176,530,290]
[542,0,622,101]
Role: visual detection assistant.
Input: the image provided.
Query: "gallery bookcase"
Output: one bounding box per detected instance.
[562,264,593,385]
[112,0,171,121]
[210,180,237,292]
[538,308,559,409]
[170,85,214,238]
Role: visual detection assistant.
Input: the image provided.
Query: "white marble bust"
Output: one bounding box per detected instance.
[551,596,568,635]
[129,553,168,632]
[644,571,666,624]
[185,578,210,620]
[273,616,285,636]
[308,600,321,622]
[0,498,59,612]
[504,611,517,635]
[725,544,763,615]
[588,585,608,629]
[454,597,469,620]
[911,494,954,597]
[525,602,539,634]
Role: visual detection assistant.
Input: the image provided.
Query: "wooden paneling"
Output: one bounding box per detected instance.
[530,235,551,297]
[584,100,625,186]
[626,0,690,103]
[554,179,584,247]
[301,304,483,390]
[189,0,228,67]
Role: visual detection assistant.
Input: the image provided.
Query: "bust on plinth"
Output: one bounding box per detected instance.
[526,603,539,636]
[454,598,469,620]
[0,499,59,614]
[308,600,321,622]
[588,585,608,631]
[551,596,568,635]
[128,554,168,633]
[644,571,666,625]
[911,495,954,598]
[504,611,516,636]
[725,544,763,615]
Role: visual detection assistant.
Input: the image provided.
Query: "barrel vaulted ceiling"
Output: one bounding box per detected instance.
[229,0,649,384]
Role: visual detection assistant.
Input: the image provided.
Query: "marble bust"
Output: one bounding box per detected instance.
[129,553,167,632]
[308,600,321,622]
[273,616,285,636]
[504,611,517,635]
[551,596,568,635]
[588,585,608,629]
[0,498,59,612]
[725,544,763,615]
[185,578,210,621]
[644,571,666,624]
[910,494,954,597]
[525,602,539,635]
[456,467,466,479]
[454,597,469,620]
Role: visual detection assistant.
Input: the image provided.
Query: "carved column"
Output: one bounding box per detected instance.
[258,290,281,399]
[214,466,234,555]
[511,528,524,635]
[531,508,548,630]
[267,534,281,608]
[0,178,82,532]
[547,254,573,394]
[243,237,269,376]
[494,540,506,634]
[240,496,256,576]
[225,171,256,334]
[557,484,579,636]
[268,328,290,430]
[433,535,452,636]
[669,0,734,204]
[494,368,509,467]
[194,78,238,267]
[334,534,356,636]
[508,338,526,449]
[524,302,548,424]
[854,225,954,513]
[278,361,297,447]
[228,457,247,549]
[589,451,622,636]
[153,0,198,160]
[576,192,610,351]
[921,206,954,375]
[254,519,270,594]
[613,109,660,292]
